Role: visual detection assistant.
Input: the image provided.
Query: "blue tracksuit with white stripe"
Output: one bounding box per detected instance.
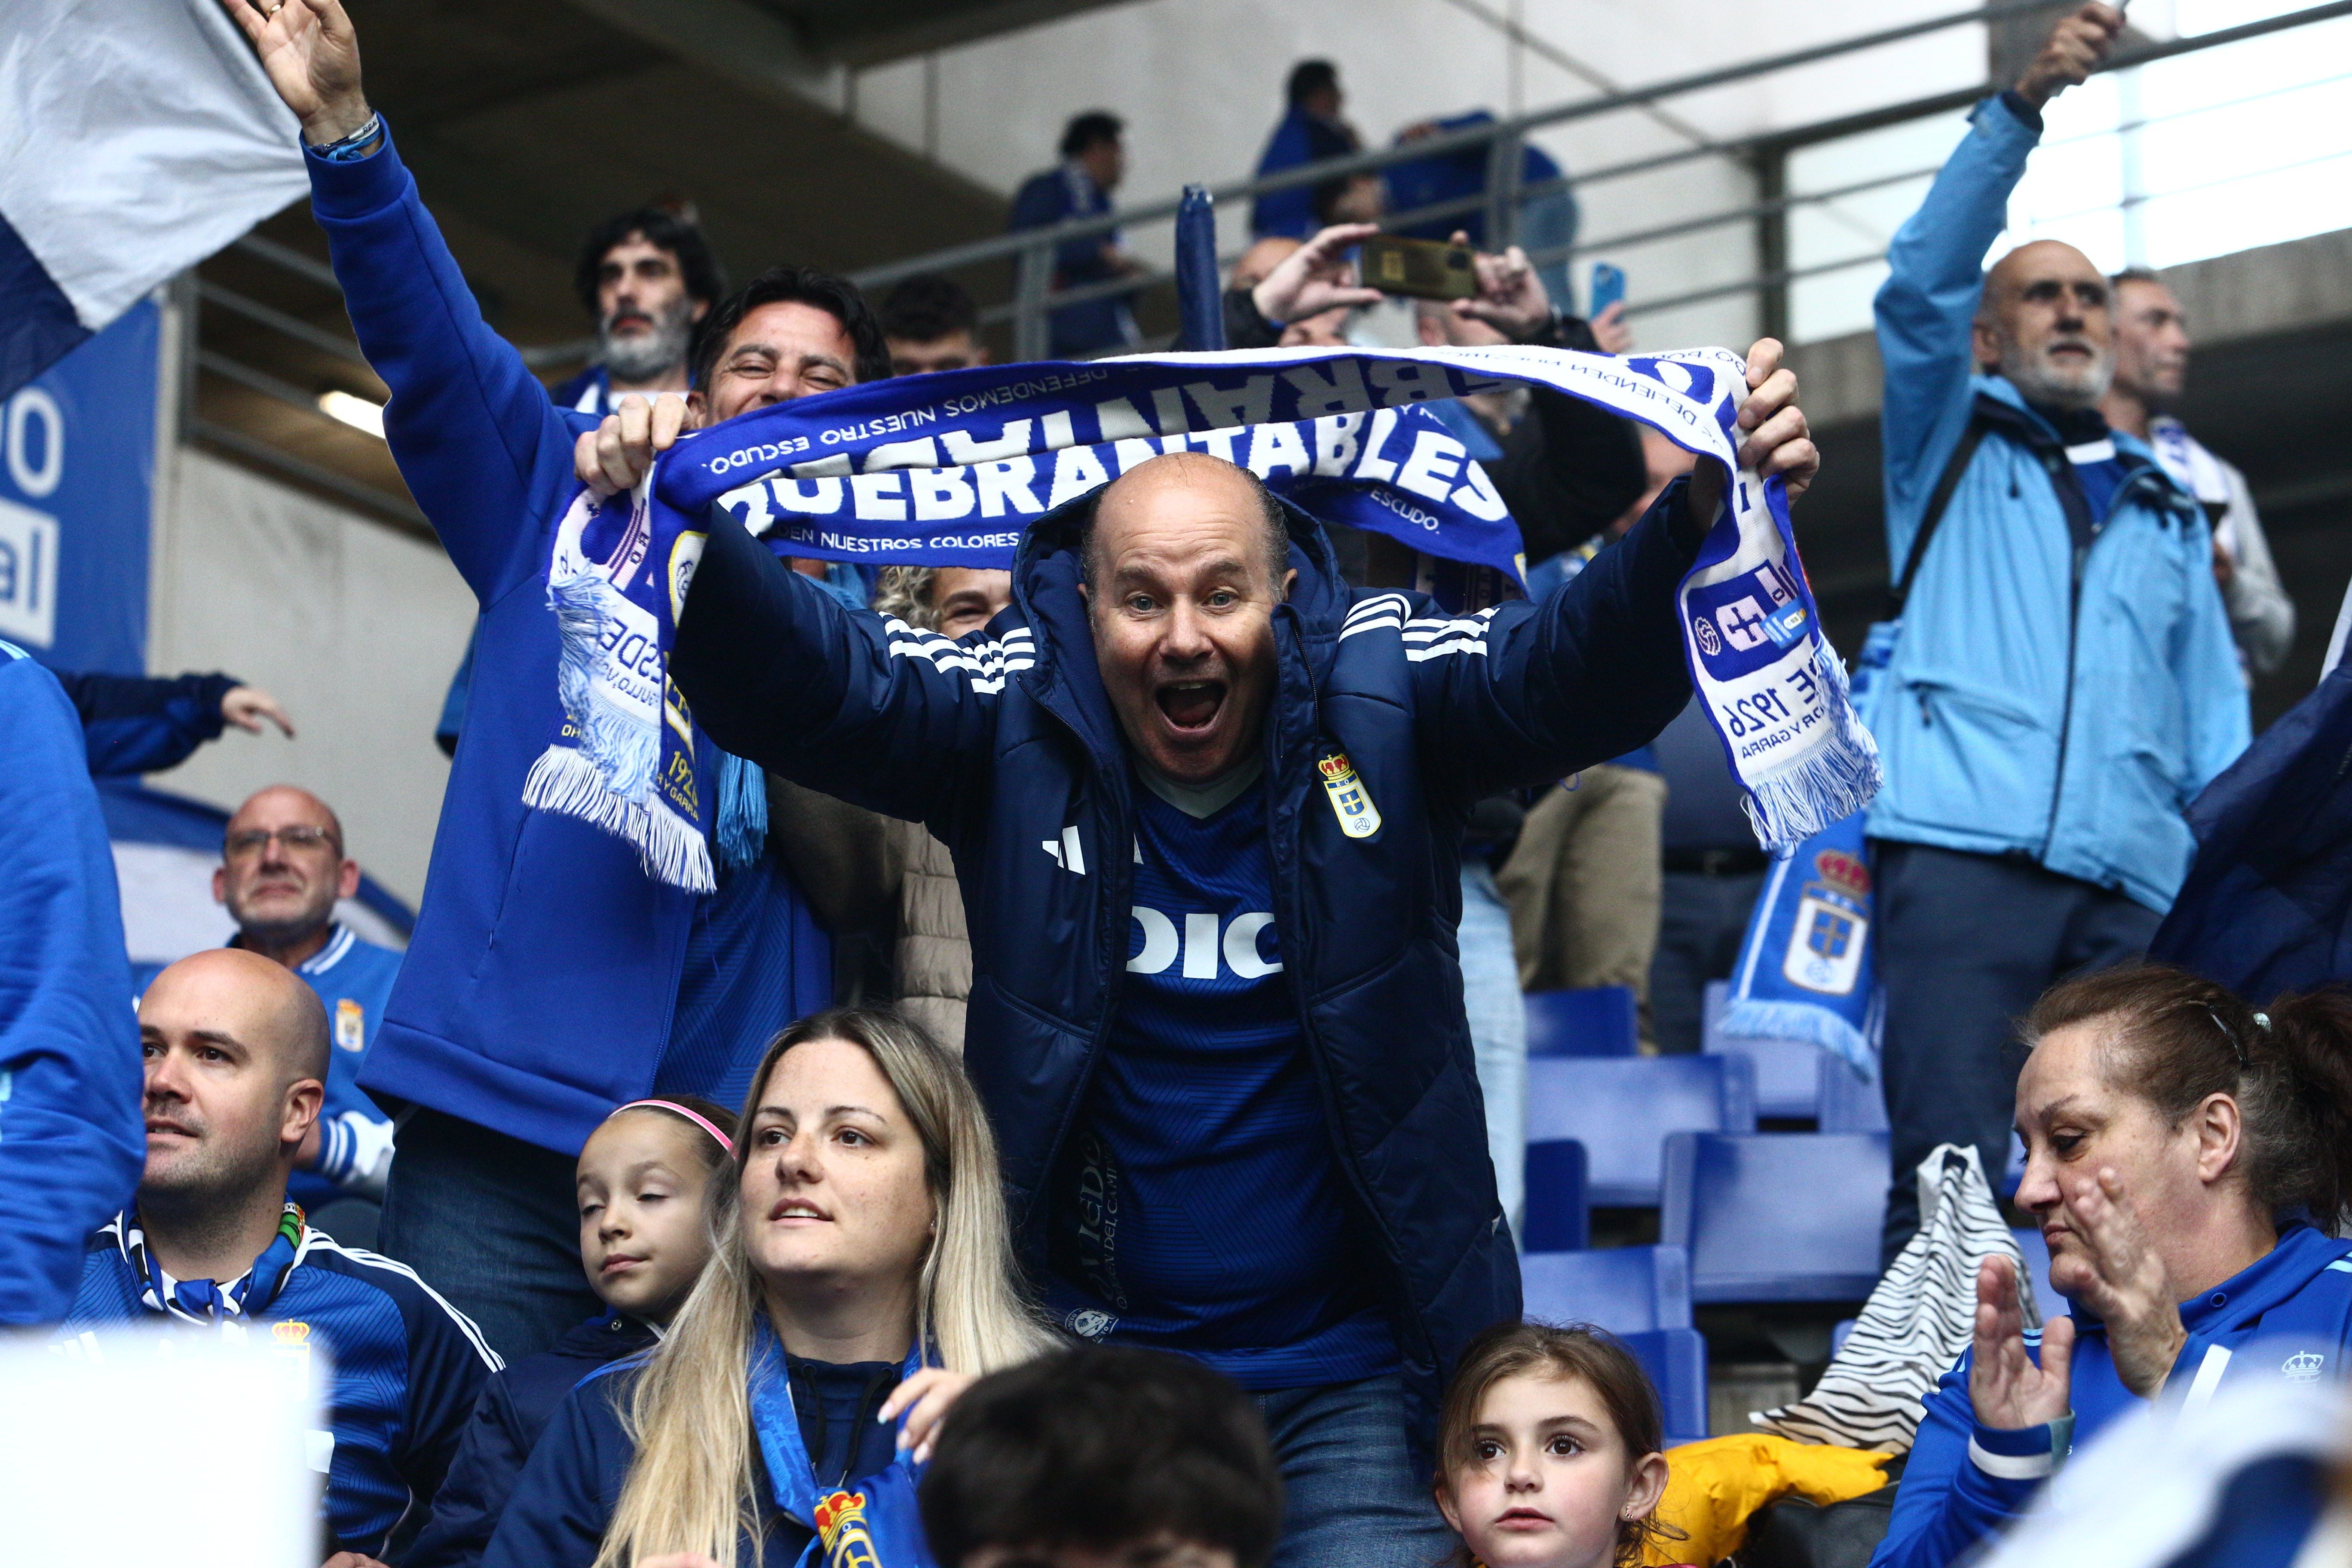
[63,1207,502,1556]
[274,923,404,1207]
[671,474,1703,1439]
[1872,1222,2352,1568]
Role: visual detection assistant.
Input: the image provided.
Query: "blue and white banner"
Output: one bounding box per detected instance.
[1721,809,1880,1075]
[0,0,306,398]
[0,303,161,672]
[539,344,1878,890]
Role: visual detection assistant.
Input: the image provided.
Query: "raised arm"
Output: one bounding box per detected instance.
[671,518,1005,828]
[1413,340,1816,803]
[220,0,588,606]
[1875,3,2122,564]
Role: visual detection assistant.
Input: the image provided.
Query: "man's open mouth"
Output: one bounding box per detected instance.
[1155,680,1226,732]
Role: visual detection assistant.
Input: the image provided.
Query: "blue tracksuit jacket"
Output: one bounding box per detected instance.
[1872,1222,2352,1568]
[55,668,239,776]
[0,643,145,1325]
[1866,95,2247,913]
[671,477,1701,1438]
[64,1208,502,1556]
[281,923,404,1205]
[407,1310,657,1568]
[302,126,828,1156]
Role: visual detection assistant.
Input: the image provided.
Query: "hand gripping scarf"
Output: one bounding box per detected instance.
[527,345,1880,892]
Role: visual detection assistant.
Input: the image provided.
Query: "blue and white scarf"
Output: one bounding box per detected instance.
[115,1202,306,1324]
[1719,627,1893,1073]
[528,346,1879,891]
[747,1320,936,1568]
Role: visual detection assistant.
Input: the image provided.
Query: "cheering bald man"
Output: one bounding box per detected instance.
[64,950,496,1562]
[646,319,1817,1559]
[1865,1,2248,1258]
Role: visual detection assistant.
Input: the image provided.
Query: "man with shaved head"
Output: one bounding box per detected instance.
[65,949,498,1562]
[667,334,1817,1559]
[1867,2,2249,1258]
[214,784,402,1231]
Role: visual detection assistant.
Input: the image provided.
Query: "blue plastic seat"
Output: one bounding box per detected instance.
[1703,980,1827,1119]
[1525,986,1640,1057]
[1816,1055,1888,1133]
[1662,1131,1890,1302]
[1526,1055,1757,1206]
[1521,1139,1590,1252]
[1519,1244,1693,1332]
[1621,1327,1712,1449]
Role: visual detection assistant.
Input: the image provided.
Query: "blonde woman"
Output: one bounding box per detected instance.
[483,1006,1052,1568]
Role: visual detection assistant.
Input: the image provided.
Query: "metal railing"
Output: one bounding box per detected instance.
[190,0,2352,521]
[844,0,2352,356]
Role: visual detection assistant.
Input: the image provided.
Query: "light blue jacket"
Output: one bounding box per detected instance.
[1865,95,2248,913]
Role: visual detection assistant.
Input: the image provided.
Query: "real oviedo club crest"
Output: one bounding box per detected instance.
[815,1490,883,1568]
[1316,751,1382,839]
[1781,847,1869,997]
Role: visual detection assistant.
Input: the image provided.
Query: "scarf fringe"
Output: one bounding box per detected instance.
[1737,646,1883,854]
[1718,996,1875,1078]
[523,746,717,893]
[714,751,768,874]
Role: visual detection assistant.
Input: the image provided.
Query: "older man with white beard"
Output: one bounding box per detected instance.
[1865,1,2248,1259]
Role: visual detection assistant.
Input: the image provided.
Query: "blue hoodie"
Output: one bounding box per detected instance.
[0,641,145,1325]
[1865,95,2247,912]
[1872,1222,2352,1568]
[300,126,830,1155]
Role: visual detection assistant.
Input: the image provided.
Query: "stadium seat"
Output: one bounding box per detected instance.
[1526,1055,1758,1206]
[1621,1328,1712,1449]
[1521,1138,1590,1252]
[1518,1244,1693,1332]
[1520,1247,1707,1447]
[1816,1054,1889,1133]
[1525,985,1640,1057]
[1662,1131,1890,1302]
[1703,980,1825,1119]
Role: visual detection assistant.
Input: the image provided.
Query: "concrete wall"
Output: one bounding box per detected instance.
[145,449,475,909]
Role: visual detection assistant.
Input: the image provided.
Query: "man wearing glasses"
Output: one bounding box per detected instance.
[215,785,402,1240]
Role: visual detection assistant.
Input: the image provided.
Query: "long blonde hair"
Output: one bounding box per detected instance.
[594,1005,1051,1567]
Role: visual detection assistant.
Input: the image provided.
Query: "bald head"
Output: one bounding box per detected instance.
[1081,453,1298,787]
[147,949,329,1085]
[217,784,355,956]
[139,950,328,1207]
[1087,453,1289,595]
[1974,240,2113,410]
[1231,236,1303,294]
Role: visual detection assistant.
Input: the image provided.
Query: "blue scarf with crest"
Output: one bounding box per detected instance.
[527,345,1879,891]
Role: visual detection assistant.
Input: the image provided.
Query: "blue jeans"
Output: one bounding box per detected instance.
[377,1107,603,1363]
[1874,842,2161,1262]
[1258,1374,1453,1568]
[1459,864,1527,1235]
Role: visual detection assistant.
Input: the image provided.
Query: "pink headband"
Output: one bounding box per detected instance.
[610,1099,735,1155]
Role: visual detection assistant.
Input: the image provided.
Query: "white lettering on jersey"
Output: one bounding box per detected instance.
[1126,907,1282,978]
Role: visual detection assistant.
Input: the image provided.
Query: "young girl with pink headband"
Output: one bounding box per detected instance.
[407,1096,738,1568]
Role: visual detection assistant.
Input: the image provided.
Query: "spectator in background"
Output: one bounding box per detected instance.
[1223,230,1366,349]
[214,784,401,1245]
[58,667,294,776]
[1866,2,2248,1260]
[1009,111,1145,358]
[1252,60,1358,241]
[230,0,854,1361]
[1873,964,2352,1568]
[0,640,144,1326]
[2099,266,2295,679]
[882,272,992,377]
[919,1346,1286,1568]
[1647,698,1764,1055]
[63,949,499,1561]
[549,204,724,417]
[1388,112,1578,309]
